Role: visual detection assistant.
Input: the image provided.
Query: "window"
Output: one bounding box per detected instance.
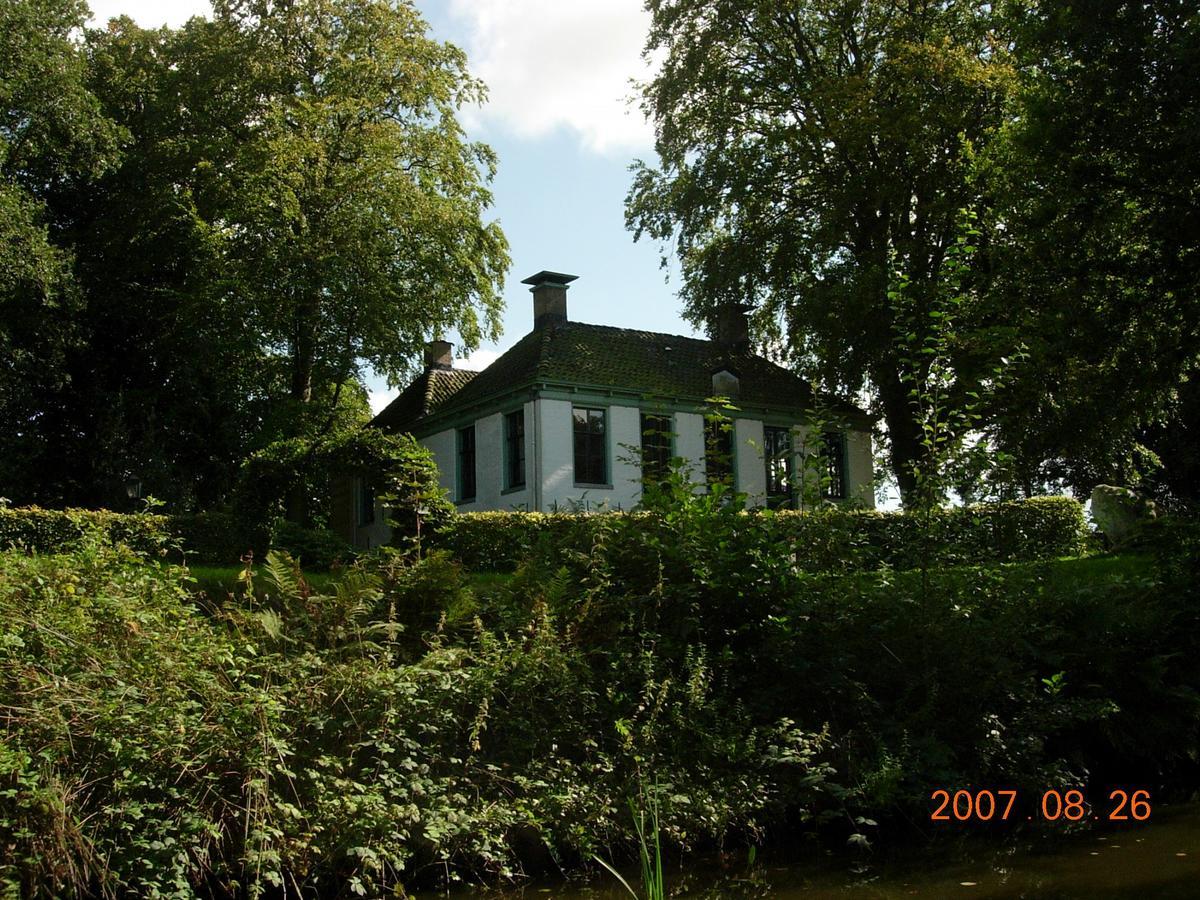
[821,432,847,500]
[640,413,672,483]
[573,406,607,485]
[705,418,734,486]
[457,425,476,501]
[763,425,793,508]
[505,409,526,489]
[357,478,375,526]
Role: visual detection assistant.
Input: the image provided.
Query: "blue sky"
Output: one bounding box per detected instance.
[88,0,699,412]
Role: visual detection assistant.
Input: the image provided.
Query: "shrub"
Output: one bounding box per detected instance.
[270,520,353,570]
[432,497,1087,573]
[0,506,169,555]
[430,511,601,571]
[169,510,265,564]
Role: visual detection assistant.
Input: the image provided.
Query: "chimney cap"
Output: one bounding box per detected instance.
[521,270,578,288]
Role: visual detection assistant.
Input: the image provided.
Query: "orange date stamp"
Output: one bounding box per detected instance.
[930,788,1152,823]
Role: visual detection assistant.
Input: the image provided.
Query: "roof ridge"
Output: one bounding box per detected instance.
[561,320,710,346]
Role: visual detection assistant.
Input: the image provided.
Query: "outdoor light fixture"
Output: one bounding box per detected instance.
[124,477,142,500]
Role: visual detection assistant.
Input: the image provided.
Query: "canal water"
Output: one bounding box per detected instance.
[419,804,1200,898]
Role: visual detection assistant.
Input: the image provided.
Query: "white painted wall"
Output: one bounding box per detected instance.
[466,412,502,512]
[409,404,875,515]
[425,428,456,501]
[735,417,766,507]
[495,400,535,511]
[536,398,575,510]
[846,428,876,508]
[607,404,643,511]
[673,411,706,487]
[535,399,643,511]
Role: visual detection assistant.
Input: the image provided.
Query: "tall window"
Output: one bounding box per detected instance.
[357,478,375,525]
[573,407,607,485]
[705,418,734,486]
[457,425,476,501]
[640,413,672,483]
[505,409,526,489]
[821,432,847,500]
[763,425,793,508]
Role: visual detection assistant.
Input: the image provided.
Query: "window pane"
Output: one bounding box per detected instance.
[573,406,606,484]
[705,419,733,485]
[641,413,671,482]
[764,426,792,507]
[821,432,846,500]
[459,426,476,500]
[506,410,525,488]
[358,478,375,525]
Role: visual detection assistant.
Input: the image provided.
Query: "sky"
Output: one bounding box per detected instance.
[87,0,698,414]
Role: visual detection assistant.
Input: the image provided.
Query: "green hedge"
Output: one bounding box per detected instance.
[0,507,170,555]
[432,497,1088,572]
[1,507,352,570]
[429,511,600,571]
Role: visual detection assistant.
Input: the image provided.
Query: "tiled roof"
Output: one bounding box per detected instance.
[371,368,477,433]
[373,322,868,434]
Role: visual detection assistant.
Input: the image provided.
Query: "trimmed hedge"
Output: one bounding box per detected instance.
[1,507,352,570]
[0,507,170,555]
[428,511,599,571]
[432,497,1088,573]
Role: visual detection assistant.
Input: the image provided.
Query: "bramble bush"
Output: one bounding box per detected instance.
[1,475,1195,896]
[0,540,833,897]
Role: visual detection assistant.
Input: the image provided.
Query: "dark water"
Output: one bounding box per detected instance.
[418,804,1200,898]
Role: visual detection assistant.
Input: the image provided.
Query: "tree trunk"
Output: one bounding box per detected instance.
[286,296,319,525]
[875,363,926,508]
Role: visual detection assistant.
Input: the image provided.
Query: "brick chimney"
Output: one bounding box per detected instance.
[713,304,751,353]
[522,270,578,329]
[424,339,453,370]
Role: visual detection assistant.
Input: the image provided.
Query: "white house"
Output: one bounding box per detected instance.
[334,271,875,549]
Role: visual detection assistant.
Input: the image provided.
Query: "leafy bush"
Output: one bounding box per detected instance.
[169,510,265,564]
[430,511,600,571]
[270,519,352,570]
[1,483,1192,898]
[433,496,1087,572]
[0,506,169,555]
[0,543,833,897]
[236,427,453,547]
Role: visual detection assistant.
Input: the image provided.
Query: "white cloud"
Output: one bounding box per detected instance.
[447,0,656,155]
[88,0,211,29]
[462,347,501,371]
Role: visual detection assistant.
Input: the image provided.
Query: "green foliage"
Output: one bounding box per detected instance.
[0,506,170,555]
[211,0,509,405]
[0,488,1194,896]
[0,0,122,505]
[0,507,351,570]
[169,510,268,566]
[0,540,829,896]
[238,426,452,541]
[2,0,508,510]
[627,0,1016,501]
[434,497,1087,573]
[985,0,1200,499]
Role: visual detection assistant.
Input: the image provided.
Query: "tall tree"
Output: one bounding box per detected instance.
[0,0,120,502]
[984,0,1200,498]
[212,0,509,411]
[628,0,1016,504]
